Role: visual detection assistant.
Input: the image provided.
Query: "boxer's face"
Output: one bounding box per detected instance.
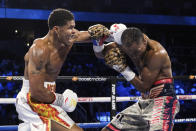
[122,37,147,58]
[55,20,76,45]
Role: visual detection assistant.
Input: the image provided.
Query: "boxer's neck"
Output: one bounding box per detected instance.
[47,31,66,50]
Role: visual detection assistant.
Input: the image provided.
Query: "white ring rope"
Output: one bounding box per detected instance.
[0,95,196,104]
[0,118,196,130]
[1,75,196,81]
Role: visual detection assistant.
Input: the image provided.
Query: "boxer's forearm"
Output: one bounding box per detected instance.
[30,87,56,104]
[74,31,91,43]
[129,76,151,93]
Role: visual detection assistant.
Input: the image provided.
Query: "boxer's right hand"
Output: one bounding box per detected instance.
[61,89,78,112]
[53,89,78,112]
[104,47,135,81]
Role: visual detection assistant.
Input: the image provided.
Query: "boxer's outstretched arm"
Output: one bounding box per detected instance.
[28,42,55,103]
[130,51,165,92]
[72,29,91,43]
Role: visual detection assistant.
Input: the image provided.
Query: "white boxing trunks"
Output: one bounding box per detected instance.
[15,79,75,131]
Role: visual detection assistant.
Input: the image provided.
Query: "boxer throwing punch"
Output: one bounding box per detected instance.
[88,24,180,131]
[15,8,109,131]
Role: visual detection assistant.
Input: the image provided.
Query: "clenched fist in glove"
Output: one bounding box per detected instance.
[88,24,110,40]
[104,45,135,81]
[90,23,127,53]
[106,23,127,43]
[52,89,78,112]
[104,47,127,72]
[88,24,110,53]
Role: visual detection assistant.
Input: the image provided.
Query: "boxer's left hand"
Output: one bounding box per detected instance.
[104,47,135,81]
[88,24,110,40]
[104,47,127,72]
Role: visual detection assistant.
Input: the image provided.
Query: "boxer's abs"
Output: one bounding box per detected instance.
[24,65,60,82]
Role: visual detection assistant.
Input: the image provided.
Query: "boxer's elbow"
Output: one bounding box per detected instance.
[130,78,146,92]
[141,85,151,92]
[30,87,44,101]
[131,80,151,93]
[136,81,151,92]
[137,86,149,93]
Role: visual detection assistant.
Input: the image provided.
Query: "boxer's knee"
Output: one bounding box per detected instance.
[51,119,70,131]
[70,124,83,131]
[101,127,109,131]
[51,120,83,131]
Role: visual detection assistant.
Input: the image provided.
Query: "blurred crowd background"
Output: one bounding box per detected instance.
[0,0,196,130]
[2,0,196,16]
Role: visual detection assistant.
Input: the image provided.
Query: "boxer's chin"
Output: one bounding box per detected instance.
[66,39,73,45]
[63,37,73,46]
[67,35,75,44]
[64,41,72,46]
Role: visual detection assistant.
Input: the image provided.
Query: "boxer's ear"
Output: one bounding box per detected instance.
[53,26,59,33]
[143,37,147,45]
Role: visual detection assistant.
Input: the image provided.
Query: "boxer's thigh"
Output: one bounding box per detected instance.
[51,120,83,131]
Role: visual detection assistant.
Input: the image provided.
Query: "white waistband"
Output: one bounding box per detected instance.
[21,78,56,93]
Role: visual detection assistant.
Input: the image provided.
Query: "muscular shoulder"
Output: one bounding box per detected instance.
[146,41,168,68]
[148,49,167,61]
[148,39,167,54]
[28,38,50,64]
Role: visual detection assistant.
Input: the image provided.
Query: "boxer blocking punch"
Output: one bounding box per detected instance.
[15,8,108,131]
[89,25,180,131]
[89,23,127,58]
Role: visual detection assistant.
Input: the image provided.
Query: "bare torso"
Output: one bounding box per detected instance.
[131,39,172,82]
[22,27,90,104]
[99,36,173,92]
[24,37,72,82]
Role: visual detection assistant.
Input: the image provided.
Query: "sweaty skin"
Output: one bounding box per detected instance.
[96,34,172,93]
[24,20,90,104]
[126,37,172,93]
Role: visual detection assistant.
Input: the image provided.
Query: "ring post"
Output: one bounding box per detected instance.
[110,76,117,120]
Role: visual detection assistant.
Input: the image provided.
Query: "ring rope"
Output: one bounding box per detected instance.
[0,95,196,104]
[1,75,196,82]
[0,118,196,130]
[0,75,195,129]
[0,76,195,130]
